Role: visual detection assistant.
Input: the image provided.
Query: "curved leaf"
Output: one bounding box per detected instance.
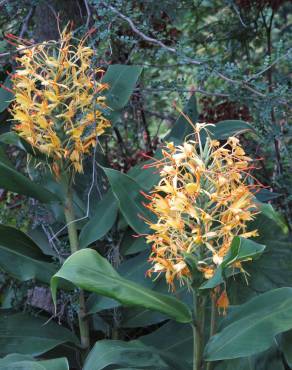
[200,237,265,290]
[208,120,254,139]
[0,313,79,356]
[79,191,118,248]
[166,94,198,142]
[0,354,69,370]
[0,225,57,283]
[0,132,47,159]
[281,330,292,367]
[140,320,193,363]
[0,156,59,203]
[83,340,168,370]
[83,339,190,370]
[102,65,142,123]
[204,287,292,361]
[101,166,155,234]
[0,77,13,112]
[51,249,192,323]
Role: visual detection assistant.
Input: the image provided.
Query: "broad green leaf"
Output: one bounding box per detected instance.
[28,226,59,257]
[140,320,193,363]
[87,252,153,314]
[0,155,59,203]
[281,330,292,367]
[0,312,79,356]
[83,340,168,370]
[255,189,281,202]
[0,225,57,283]
[0,77,13,112]
[0,132,45,158]
[165,94,198,142]
[102,65,142,122]
[101,166,155,234]
[118,251,153,287]
[79,191,118,248]
[248,240,292,292]
[121,307,168,328]
[200,237,265,289]
[214,345,285,370]
[208,120,254,140]
[51,249,192,323]
[83,339,190,370]
[128,160,161,191]
[204,287,292,361]
[0,354,69,370]
[222,236,265,268]
[255,202,288,235]
[120,230,148,256]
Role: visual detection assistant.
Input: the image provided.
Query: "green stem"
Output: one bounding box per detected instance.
[64,190,90,349]
[206,296,217,370]
[192,291,206,370]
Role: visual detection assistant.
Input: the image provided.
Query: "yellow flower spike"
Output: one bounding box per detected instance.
[185,182,199,195]
[143,122,262,289]
[10,27,110,176]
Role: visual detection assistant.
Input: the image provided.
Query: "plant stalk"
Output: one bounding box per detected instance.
[64,190,90,349]
[206,295,217,370]
[192,291,206,370]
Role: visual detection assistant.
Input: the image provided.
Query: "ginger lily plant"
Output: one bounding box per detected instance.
[143,123,263,370]
[10,28,110,349]
[4,26,286,370]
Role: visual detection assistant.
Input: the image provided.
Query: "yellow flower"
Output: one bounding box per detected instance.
[143,123,261,289]
[10,26,111,175]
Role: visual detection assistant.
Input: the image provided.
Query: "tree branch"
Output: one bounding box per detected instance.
[102,3,288,100]
[19,7,34,38]
[83,0,91,29]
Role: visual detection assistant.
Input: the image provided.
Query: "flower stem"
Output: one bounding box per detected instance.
[64,190,90,349]
[192,291,206,370]
[206,295,217,370]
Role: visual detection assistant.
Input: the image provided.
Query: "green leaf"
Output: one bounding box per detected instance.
[86,251,152,314]
[140,320,193,363]
[214,346,285,370]
[0,77,14,112]
[83,338,191,370]
[120,231,148,256]
[208,120,254,139]
[222,236,265,268]
[200,237,265,289]
[51,249,192,323]
[128,160,161,191]
[0,312,79,356]
[165,94,198,142]
[0,354,69,370]
[248,240,292,292]
[204,287,292,361]
[255,202,288,236]
[281,330,292,367]
[255,189,281,202]
[0,155,59,203]
[79,191,118,248]
[102,65,142,123]
[121,307,168,328]
[101,166,155,234]
[83,340,169,370]
[0,225,57,283]
[0,132,46,159]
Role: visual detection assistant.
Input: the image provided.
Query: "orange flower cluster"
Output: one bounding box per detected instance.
[144,123,260,288]
[10,28,110,175]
